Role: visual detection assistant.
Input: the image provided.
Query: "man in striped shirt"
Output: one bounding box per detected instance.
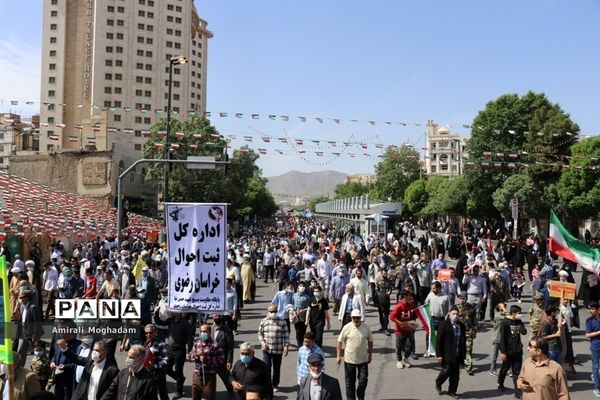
[258,304,290,392]
[188,324,225,400]
[143,324,169,400]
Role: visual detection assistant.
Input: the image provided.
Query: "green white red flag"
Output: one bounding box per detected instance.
[415,304,436,357]
[549,210,600,274]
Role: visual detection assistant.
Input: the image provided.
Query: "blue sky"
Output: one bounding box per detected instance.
[1,0,599,177]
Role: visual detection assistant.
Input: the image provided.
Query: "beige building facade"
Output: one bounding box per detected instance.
[39,0,211,154]
[424,120,467,177]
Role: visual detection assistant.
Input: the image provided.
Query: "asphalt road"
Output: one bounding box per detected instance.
[30,261,597,400]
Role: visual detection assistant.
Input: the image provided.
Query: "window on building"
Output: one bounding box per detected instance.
[139,0,145,4]
[115,73,122,80]
[175,6,182,12]
[117,6,124,13]
[452,165,458,173]
[135,144,142,151]
[136,63,144,69]
[105,73,112,80]
[50,23,57,30]
[118,160,125,175]
[48,117,54,123]
[144,90,151,97]
[49,77,56,84]
[191,93,195,99]
[116,33,124,39]
[114,101,122,107]
[51,0,57,4]
[50,37,57,43]
[173,94,180,101]
[49,50,56,56]
[137,36,144,43]
[135,89,143,96]
[191,82,195,88]
[146,38,153,44]
[47,131,54,137]
[173,81,180,88]
[167,4,174,10]
[104,87,112,94]
[135,116,142,123]
[166,41,172,48]
[145,51,152,57]
[51,10,58,17]
[146,25,153,32]
[440,164,448,171]
[191,71,195,77]
[167,16,173,22]
[174,42,181,49]
[47,104,55,110]
[140,168,146,183]
[115,60,123,66]
[138,10,145,17]
[431,166,436,173]
[147,12,153,18]
[106,46,113,53]
[175,17,181,23]
[106,19,114,26]
[104,100,111,107]
[138,23,145,30]
[49,63,56,70]
[175,30,181,36]
[135,130,141,137]
[114,115,121,122]
[144,117,151,124]
[148,0,154,6]
[145,64,152,71]
[174,68,180,75]
[115,87,122,94]
[145,77,152,84]
[107,5,114,12]
[106,32,113,39]
[167,28,173,35]
[137,49,144,56]
[136,76,143,83]
[46,145,54,151]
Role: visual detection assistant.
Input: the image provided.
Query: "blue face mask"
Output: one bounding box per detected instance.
[34,351,45,357]
[240,354,252,364]
[200,332,209,342]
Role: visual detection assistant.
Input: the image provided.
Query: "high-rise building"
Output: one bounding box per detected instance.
[39,0,211,153]
[424,120,467,177]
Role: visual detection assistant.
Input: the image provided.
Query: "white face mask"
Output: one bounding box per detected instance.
[91,351,101,362]
[310,370,322,379]
[125,357,136,369]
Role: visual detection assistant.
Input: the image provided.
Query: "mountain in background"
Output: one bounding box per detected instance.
[266,170,348,204]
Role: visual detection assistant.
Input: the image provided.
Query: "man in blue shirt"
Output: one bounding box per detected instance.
[296,332,325,391]
[272,282,294,332]
[586,302,600,398]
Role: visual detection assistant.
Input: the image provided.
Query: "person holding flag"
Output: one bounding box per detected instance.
[390,291,417,368]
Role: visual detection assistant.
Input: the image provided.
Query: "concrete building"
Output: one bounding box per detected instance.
[39,0,212,153]
[424,120,467,177]
[0,113,40,170]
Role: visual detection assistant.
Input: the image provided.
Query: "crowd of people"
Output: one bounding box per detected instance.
[2,216,597,399]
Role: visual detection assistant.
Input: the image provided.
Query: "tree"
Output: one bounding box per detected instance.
[334,181,370,199]
[307,196,330,213]
[492,174,543,219]
[371,145,422,201]
[464,91,579,217]
[420,177,449,217]
[403,179,429,216]
[441,176,469,216]
[557,136,600,219]
[143,116,276,219]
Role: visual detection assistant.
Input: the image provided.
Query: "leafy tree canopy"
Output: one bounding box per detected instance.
[491,174,542,219]
[334,181,370,199]
[371,145,422,202]
[403,179,429,216]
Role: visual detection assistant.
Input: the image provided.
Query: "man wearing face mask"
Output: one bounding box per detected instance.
[15,290,43,367]
[271,282,294,333]
[497,305,527,396]
[137,266,157,306]
[75,334,95,384]
[258,305,290,392]
[100,344,157,400]
[58,339,119,400]
[299,353,342,400]
[329,267,349,317]
[306,285,331,348]
[187,324,225,400]
[153,288,171,341]
[230,342,273,400]
[212,314,235,399]
[462,264,487,327]
[435,306,466,399]
[336,309,373,400]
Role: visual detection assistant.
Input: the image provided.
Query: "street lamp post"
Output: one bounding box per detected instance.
[164,55,188,204]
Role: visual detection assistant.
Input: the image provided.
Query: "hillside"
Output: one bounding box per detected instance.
[266,170,348,202]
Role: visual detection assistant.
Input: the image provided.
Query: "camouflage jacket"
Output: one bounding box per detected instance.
[457,302,477,333]
[31,355,51,380]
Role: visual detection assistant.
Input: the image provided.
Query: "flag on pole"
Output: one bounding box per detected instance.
[415,303,436,356]
[549,210,600,274]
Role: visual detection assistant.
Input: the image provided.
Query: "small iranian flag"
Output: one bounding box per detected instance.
[68,135,79,142]
[415,304,436,357]
[86,137,96,144]
[55,123,66,128]
[549,210,600,274]
[48,134,60,141]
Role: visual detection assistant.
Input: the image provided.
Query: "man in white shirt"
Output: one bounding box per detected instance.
[316,253,333,298]
[43,261,59,319]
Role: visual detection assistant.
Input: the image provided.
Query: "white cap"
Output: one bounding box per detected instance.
[351,309,362,318]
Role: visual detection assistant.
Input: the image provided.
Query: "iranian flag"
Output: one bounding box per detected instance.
[415,303,436,357]
[549,210,600,274]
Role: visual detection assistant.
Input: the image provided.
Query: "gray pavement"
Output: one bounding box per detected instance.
[30,264,597,399]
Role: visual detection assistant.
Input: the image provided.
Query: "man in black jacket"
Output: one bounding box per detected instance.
[498,305,527,397]
[435,305,466,399]
[213,314,235,398]
[231,342,273,400]
[59,339,119,400]
[166,310,192,399]
[100,344,157,400]
[15,290,43,366]
[299,353,342,400]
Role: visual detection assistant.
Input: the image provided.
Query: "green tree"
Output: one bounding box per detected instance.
[143,116,276,219]
[464,91,579,217]
[421,177,449,216]
[403,179,429,215]
[491,174,543,219]
[441,176,469,216]
[557,136,600,219]
[334,181,370,199]
[371,145,422,201]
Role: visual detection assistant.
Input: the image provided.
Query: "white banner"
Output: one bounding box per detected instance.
[165,203,227,311]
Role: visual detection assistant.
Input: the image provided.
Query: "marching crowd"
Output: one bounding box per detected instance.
[2,217,597,400]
